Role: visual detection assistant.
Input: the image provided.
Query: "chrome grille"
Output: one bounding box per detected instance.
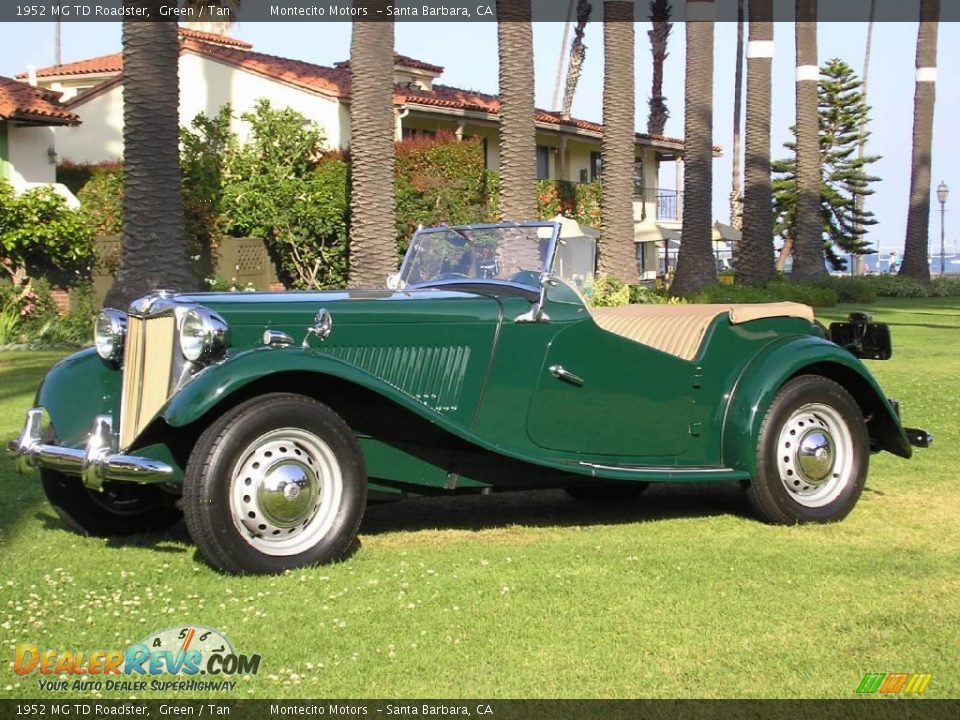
[119,314,176,449]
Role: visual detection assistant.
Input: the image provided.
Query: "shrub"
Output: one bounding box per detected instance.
[0,182,95,285]
[858,275,960,298]
[395,134,497,255]
[76,168,124,236]
[222,101,349,290]
[57,160,123,196]
[826,276,877,304]
[629,285,686,305]
[684,280,839,307]
[589,276,631,307]
[535,179,602,228]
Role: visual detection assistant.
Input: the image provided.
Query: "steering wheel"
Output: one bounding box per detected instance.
[508,270,541,286]
[433,272,470,281]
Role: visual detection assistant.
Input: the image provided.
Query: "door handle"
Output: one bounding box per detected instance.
[549,365,584,387]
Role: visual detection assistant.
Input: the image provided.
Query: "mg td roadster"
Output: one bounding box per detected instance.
[10,222,930,574]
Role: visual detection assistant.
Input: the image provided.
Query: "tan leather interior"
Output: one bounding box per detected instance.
[590,302,814,361]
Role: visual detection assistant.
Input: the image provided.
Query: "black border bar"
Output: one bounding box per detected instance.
[2,699,960,720]
[1,0,958,23]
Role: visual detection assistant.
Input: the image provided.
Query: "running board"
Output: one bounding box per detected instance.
[575,462,751,483]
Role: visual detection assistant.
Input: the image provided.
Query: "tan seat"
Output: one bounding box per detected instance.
[590,302,814,361]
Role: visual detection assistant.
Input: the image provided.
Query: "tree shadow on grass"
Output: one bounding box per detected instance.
[359,482,755,536]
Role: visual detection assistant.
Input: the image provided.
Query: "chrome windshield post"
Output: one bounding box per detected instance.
[515,272,557,323]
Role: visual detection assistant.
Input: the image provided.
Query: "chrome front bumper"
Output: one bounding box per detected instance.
[7,408,174,490]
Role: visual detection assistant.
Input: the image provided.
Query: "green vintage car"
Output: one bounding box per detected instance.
[10,222,930,574]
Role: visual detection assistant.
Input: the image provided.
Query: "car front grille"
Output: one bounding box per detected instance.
[119,314,177,449]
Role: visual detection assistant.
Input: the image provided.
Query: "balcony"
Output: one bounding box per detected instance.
[634,188,682,223]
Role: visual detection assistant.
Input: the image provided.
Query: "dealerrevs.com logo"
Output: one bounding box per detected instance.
[14,626,261,693]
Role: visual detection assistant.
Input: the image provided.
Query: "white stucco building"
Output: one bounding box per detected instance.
[0,75,80,206]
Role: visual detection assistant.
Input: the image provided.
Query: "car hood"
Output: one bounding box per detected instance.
[174,288,504,348]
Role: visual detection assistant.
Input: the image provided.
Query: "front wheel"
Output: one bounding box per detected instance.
[746,375,869,524]
[182,393,367,574]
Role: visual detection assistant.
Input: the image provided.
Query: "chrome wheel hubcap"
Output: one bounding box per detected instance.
[776,403,853,508]
[229,428,343,556]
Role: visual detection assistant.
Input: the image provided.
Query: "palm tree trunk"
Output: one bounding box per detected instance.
[739,0,776,286]
[900,0,940,281]
[671,1,717,295]
[105,4,196,309]
[561,0,592,120]
[497,0,537,221]
[552,0,575,112]
[599,0,638,283]
[647,0,672,136]
[730,0,745,232]
[348,10,397,287]
[791,0,825,281]
[853,0,875,276]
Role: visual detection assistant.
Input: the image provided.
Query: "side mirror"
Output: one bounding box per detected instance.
[515,272,557,323]
[386,273,402,290]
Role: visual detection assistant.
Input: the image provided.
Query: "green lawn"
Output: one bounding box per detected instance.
[1,298,957,699]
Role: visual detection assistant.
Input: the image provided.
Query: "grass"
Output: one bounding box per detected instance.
[1,298,958,699]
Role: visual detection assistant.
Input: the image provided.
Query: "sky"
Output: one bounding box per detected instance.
[1,15,958,256]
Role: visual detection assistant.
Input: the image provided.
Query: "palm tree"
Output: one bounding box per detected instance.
[738,0,776,286]
[105,5,196,308]
[671,0,716,294]
[348,11,397,287]
[561,0,592,120]
[790,0,825,281]
[900,0,941,281]
[730,0,745,231]
[496,0,537,221]
[647,0,672,136]
[599,0,638,283]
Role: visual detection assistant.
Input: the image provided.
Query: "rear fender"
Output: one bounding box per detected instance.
[723,336,911,475]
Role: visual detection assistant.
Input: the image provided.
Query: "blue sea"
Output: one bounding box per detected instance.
[853,253,959,275]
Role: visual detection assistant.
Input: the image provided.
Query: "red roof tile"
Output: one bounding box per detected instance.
[19,29,251,80]
[0,76,80,124]
[182,40,350,97]
[177,28,253,49]
[18,52,123,80]
[335,53,445,75]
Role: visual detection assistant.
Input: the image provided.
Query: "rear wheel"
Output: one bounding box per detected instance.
[182,393,367,574]
[41,470,181,536]
[746,375,868,524]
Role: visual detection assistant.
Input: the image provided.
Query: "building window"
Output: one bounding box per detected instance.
[401,128,436,141]
[536,145,550,180]
[634,158,644,198]
[579,168,589,184]
[590,152,602,181]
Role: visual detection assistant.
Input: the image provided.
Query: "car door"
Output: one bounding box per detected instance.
[525,319,695,459]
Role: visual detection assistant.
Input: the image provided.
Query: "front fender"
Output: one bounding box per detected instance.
[162,346,454,431]
[36,348,121,448]
[723,336,911,475]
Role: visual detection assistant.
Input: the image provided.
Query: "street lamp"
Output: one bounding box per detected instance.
[937,181,949,276]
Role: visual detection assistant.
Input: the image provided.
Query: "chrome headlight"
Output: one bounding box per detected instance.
[179,307,229,362]
[94,309,127,363]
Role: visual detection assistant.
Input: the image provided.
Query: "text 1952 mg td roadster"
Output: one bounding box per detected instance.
[10,222,930,574]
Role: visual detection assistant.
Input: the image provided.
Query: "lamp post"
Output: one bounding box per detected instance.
[937,181,949,276]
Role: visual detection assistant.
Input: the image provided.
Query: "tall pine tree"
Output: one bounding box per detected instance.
[772,59,880,271]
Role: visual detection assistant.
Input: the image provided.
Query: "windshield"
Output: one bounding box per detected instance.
[399,223,559,289]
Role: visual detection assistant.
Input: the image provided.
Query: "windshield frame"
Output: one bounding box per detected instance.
[398,221,562,292]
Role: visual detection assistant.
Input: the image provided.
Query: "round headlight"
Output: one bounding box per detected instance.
[179,308,228,362]
[94,309,127,363]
